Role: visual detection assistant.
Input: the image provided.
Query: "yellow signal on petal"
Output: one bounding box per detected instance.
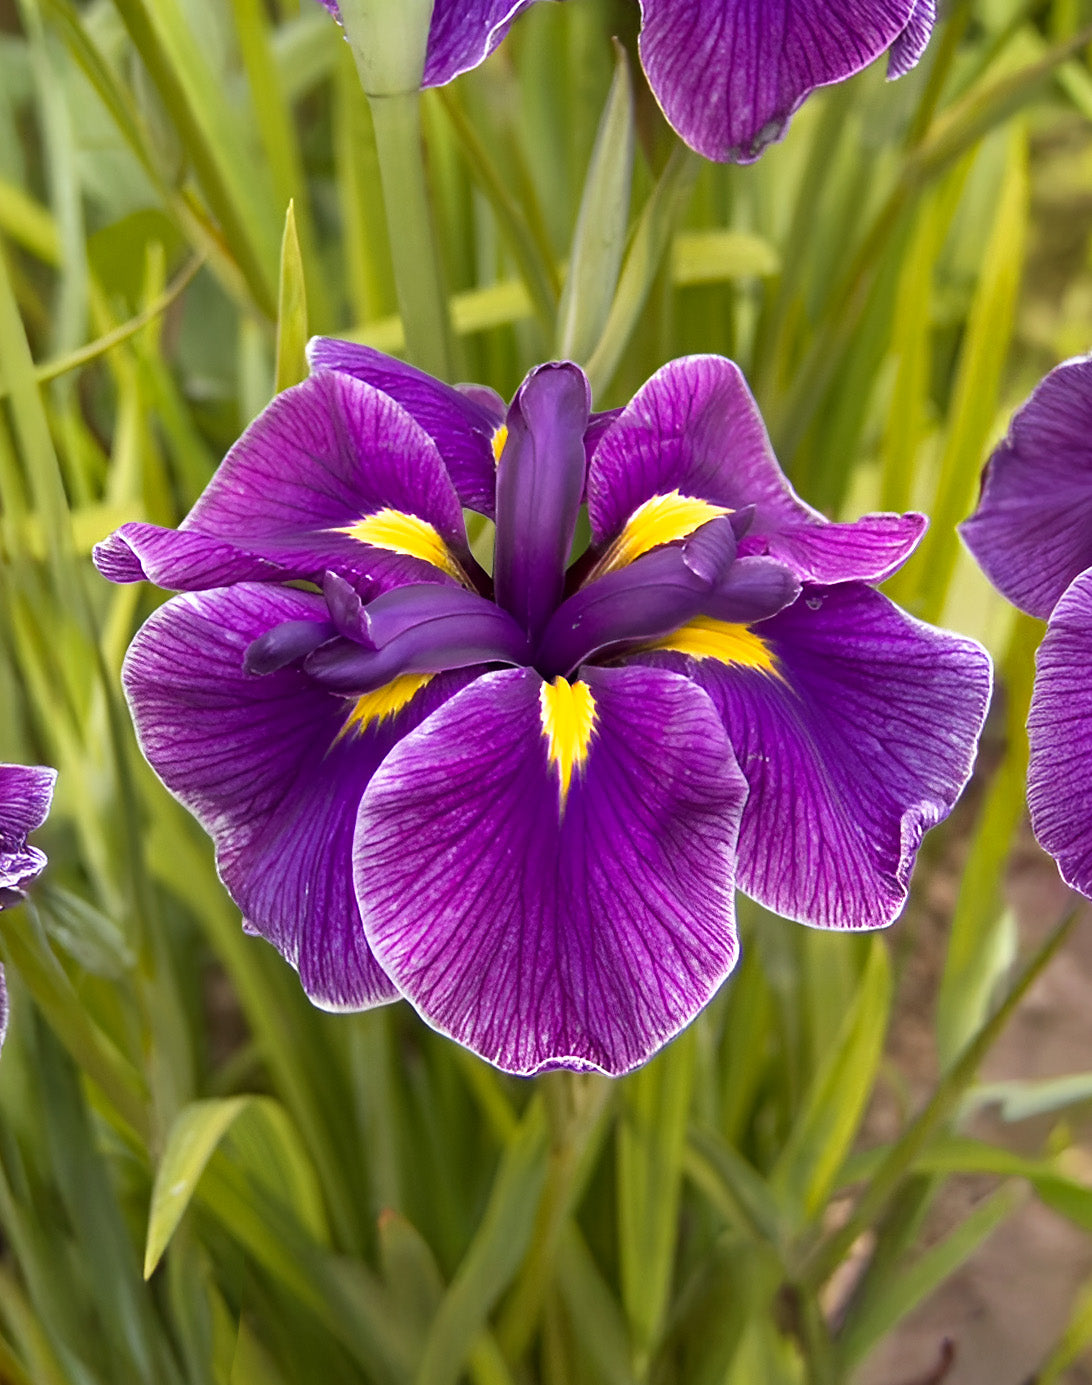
[491,423,508,465]
[645,616,781,678]
[594,491,731,576]
[338,508,465,581]
[340,674,433,739]
[539,676,597,806]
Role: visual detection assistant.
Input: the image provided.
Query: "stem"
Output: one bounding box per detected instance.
[367,89,458,380]
[494,1072,612,1364]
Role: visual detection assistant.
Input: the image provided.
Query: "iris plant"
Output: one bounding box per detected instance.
[97,347,989,1075]
[0,764,57,1047]
[317,0,935,162]
[962,356,1092,901]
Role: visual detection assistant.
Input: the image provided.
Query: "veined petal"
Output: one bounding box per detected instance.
[494,362,591,642]
[109,371,470,597]
[961,355,1092,620]
[307,338,503,517]
[123,584,473,1009]
[887,0,935,77]
[639,583,991,929]
[354,664,746,1076]
[422,0,547,87]
[1027,571,1092,896]
[637,0,918,163]
[0,763,56,904]
[94,522,295,592]
[588,356,925,584]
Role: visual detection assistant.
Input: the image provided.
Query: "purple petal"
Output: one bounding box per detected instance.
[588,356,925,584]
[887,0,935,78]
[422,1,546,88]
[536,518,738,676]
[637,0,918,163]
[354,664,746,1076]
[1027,571,1092,897]
[961,356,1092,621]
[0,764,56,904]
[308,339,503,517]
[494,363,591,642]
[639,584,992,928]
[304,585,532,693]
[705,556,801,624]
[124,584,473,1010]
[100,371,471,597]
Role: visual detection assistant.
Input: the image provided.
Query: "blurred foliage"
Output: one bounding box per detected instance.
[1,0,1092,1380]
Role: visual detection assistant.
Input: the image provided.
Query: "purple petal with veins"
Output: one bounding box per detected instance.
[494,362,591,642]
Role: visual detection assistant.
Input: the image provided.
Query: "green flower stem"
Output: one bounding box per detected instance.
[495,1072,612,1364]
[367,88,458,380]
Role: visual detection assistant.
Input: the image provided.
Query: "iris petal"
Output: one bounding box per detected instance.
[123,583,474,1010]
[354,664,746,1076]
[637,0,921,163]
[1027,571,1092,897]
[588,356,925,585]
[97,371,469,596]
[961,354,1092,620]
[638,583,991,929]
[307,338,503,516]
[494,362,591,642]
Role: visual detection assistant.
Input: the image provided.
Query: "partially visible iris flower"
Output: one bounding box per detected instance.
[0,764,57,1049]
[97,347,989,1075]
[962,355,1092,899]
[317,0,935,162]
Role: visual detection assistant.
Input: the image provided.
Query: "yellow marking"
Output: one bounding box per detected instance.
[340,674,433,738]
[491,423,508,465]
[338,508,465,582]
[539,677,597,806]
[644,616,781,677]
[593,491,731,576]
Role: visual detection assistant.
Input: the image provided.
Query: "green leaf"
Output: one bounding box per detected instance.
[275,202,309,394]
[836,1182,1025,1369]
[671,230,780,284]
[556,41,634,362]
[1035,1272,1092,1384]
[415,1102,548,1385]
[617,1027,696,1374]
[145,1096,252,1278]
[966,1072,1092,1123]
[584,143,700,399]
[771,936,892,1224]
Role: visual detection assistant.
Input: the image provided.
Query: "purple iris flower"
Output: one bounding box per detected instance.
[316,0,934,162]
[962,354,1092,900]
[0,763,57,1049]
[96,346,989,1076]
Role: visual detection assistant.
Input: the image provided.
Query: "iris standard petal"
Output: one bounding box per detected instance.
[0,764,56,907]
[588,356,925,584]
[307,338,503,516]
[640,583,991,929]
[1027,571,1092,897]
[354,664,746,1076]
[961,355,1092,620]
[124,583,472,1010]
[305,584,532,693]
[637,0,918,163]
[103,371,471,597]
[494,362,591,642]
[94,522,291,592]
[535,517,738,675]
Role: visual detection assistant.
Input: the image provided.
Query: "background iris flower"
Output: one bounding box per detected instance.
[962,356,1092,902]
[97,347,990,1076]
[0,764,57,1049]
[317,0,934,160]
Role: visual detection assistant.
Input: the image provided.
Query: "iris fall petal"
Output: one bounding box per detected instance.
[355,664,746,1076]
